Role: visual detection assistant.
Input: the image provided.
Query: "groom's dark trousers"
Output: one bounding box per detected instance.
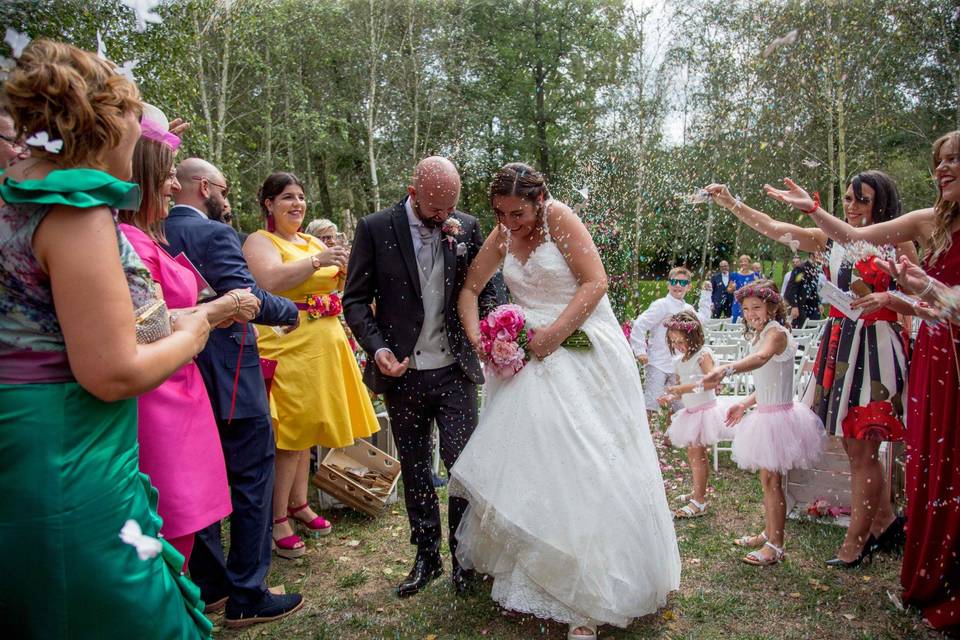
[384,365,478,555]
[343,200,503,559]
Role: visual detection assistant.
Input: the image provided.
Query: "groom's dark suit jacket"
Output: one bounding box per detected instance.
[343,200,500,394]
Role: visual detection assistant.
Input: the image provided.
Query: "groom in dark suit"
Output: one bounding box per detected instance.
[344,156,499,597]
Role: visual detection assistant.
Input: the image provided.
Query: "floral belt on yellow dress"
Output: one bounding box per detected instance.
[294,293,342,319]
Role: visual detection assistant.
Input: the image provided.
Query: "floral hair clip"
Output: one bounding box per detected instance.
[663,318,700,333]
[735,284,782,304]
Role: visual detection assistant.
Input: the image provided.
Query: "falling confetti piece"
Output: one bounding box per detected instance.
[777,232,800,254]
[762,29,799,58]
[841,613,856,621]
[4,28,30,58]
[802,158,821,168]
[121,0,163,32]
[116,59,139,82]
[96,31,107,59]
[345,539,360,547]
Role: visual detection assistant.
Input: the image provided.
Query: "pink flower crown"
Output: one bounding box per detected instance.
[734,284,781,304]
[663,318,701,333]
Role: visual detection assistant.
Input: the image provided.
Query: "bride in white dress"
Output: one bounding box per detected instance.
[452,163,680,639]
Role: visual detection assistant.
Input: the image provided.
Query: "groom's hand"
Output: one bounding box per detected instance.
[375,349,410,377]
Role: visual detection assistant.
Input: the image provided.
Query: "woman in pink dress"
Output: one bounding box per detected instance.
[118,105,259,564]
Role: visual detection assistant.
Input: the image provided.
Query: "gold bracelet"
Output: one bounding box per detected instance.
[228,291,241,315]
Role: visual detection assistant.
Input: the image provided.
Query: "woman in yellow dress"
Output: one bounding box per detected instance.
[244,172,379,558]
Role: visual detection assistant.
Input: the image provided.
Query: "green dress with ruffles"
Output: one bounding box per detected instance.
[0,169,213,638]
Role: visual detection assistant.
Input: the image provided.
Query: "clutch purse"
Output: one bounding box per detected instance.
[134,299,172,344]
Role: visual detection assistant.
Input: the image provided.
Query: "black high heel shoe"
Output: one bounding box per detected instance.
[873,516,906,555]
[826,534,877,568]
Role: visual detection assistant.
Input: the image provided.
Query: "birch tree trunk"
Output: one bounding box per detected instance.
[213,0,232,166]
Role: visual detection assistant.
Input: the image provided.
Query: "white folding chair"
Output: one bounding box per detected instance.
[708,343,746,471]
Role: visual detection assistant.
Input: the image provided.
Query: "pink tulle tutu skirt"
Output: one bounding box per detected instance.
[667,400,726,448]
[731,402,826,473]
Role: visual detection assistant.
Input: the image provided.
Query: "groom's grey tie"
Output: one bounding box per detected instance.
[416,224,436,275]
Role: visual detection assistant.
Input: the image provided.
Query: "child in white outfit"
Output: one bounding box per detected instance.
[657,311,727,519]
[703,280,825,566]
[630,266,712,423]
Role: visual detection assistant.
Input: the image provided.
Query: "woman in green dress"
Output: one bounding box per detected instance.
[0,40,213,638]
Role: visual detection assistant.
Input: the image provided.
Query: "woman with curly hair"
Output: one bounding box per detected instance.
[0,40,213,636]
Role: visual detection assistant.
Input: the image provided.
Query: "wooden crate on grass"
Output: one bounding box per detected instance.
[312,438,401,517]
[786,435,897,526]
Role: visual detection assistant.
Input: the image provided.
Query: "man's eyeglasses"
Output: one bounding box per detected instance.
[191,175,230,197]
[668,279,690,286]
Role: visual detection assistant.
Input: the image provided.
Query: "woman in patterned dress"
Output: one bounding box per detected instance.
[705,173,918,567]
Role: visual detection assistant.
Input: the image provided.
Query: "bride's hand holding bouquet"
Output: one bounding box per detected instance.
[477,304,591,378]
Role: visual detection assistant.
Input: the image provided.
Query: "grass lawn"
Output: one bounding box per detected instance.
[214,416,932,640]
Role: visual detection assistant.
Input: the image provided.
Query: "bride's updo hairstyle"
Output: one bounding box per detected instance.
[489,162,551,214]
[3,39,141,170]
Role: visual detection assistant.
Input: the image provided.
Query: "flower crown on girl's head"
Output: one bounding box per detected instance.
[734,283,782,305]
[663,317,701,333]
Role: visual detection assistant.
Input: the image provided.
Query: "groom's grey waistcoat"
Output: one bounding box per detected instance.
[411,242,455,370]
[342,200,507,393]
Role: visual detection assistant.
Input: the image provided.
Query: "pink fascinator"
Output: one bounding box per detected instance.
[140,103,181,150]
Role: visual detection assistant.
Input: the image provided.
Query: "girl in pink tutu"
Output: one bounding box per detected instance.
[657,311,727,519]
[703,280,825,566]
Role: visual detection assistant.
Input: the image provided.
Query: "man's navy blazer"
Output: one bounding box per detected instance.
[164,205,298,421]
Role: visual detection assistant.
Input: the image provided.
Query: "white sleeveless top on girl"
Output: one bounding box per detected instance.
[730,321,826,473]
[675,346,716,409]
[750,323,798,407]
[666,346,726,448]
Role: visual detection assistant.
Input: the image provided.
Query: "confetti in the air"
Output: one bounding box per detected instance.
[801,158,821,168]
[96,31,107,59]
[116,59,139,82]
[121,0,163,33]
[676,190,711,205]
[777,232,800,254]
[4,28,30,59]
[762,29,798,58]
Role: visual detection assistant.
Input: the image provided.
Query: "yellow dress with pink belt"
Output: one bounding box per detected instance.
[254,230,379,450]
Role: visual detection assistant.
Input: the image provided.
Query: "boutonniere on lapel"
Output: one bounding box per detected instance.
[441,217,463,249]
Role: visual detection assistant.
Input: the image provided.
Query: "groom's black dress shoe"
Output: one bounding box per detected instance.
[452,563,478,596]
[397,550,443,598]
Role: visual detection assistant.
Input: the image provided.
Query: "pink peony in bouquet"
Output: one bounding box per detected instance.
[479,304,591,378]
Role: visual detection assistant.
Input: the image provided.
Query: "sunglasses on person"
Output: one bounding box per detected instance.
[668,278,690,286]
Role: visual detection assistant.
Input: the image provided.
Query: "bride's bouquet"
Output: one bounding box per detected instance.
[480,304,591,378]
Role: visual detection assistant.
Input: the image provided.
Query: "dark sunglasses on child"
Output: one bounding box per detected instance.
[668,278,690,286]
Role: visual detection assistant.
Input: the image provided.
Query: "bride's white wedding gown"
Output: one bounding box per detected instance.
[450,217,681,628]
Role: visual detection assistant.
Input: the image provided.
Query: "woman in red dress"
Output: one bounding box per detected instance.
[763,131,960,632]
